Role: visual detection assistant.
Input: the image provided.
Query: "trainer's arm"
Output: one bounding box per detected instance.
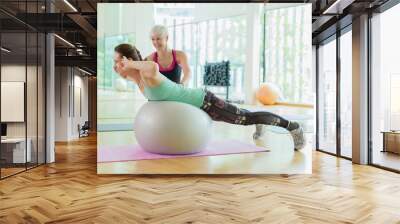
[177,52,191,86]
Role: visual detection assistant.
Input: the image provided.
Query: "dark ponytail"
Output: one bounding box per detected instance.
[114,43,142,61]
[135,48,143,61]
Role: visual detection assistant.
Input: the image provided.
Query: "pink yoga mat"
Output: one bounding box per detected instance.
[97,140,268,163]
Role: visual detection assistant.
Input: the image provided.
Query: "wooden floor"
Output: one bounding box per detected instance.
[1,134,400,223]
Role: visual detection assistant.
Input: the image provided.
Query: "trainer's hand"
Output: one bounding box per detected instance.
[120,56,133,71]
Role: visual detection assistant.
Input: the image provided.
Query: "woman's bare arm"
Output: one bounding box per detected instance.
[176,51,191,85]
[121,57,158,78]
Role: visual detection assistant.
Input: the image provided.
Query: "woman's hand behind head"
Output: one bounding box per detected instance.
[120,56,132,70]
[113,59,129,79]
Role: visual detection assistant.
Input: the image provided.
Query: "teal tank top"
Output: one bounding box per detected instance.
[143,76,206,108]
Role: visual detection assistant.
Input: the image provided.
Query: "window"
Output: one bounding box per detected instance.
[98,34,136,91]
[155,5,247,102]
[340,29,352,158]
[0,1,46,179]
[318,37,337,154]
[197,16,247,101]
[371,3,400,171]
[260,5,312,104]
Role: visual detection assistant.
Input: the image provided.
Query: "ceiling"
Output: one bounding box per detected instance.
[0,0,394,75]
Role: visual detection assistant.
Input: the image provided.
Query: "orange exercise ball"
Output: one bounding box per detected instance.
[256,82,282,105]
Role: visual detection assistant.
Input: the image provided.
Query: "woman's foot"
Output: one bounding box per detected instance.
[253,124,266,140]
[287,121,305,150]
[253,122,306,150]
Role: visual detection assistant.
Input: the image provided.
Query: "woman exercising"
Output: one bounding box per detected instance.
[113,43,305,150]
[145,25,191,86]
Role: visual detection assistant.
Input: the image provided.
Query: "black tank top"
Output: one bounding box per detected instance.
[153,49,182,83]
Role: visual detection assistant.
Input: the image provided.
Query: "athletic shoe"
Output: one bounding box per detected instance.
[289,124,305,150]
[253,124,266,140]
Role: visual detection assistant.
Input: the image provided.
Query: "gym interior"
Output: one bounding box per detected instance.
[97,3,314,174]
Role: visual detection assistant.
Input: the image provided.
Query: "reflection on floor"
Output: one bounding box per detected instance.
[0,163,44,179]
[97,89,315,174]
[0,167,25,178]
[373,150,400,171]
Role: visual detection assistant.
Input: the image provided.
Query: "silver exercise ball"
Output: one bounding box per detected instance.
[134,101,212,155]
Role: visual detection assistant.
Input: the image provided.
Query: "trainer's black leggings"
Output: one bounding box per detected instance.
[200,91,290,129]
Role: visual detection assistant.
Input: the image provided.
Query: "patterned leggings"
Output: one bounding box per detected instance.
[200,91,290,129]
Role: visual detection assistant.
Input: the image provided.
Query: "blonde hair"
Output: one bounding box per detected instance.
[150,25,169,38]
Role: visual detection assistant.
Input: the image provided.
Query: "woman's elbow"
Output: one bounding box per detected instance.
[184,72,191,80]
[145,62,158,77]
[184,69,191,78]
[150,62,159,73]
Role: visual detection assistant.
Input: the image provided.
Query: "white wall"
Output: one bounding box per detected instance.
[1,65,26,82]
[71,74,89,138]
[98,3,155,57]
[55,67,69,141]
[55,67,89,141]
